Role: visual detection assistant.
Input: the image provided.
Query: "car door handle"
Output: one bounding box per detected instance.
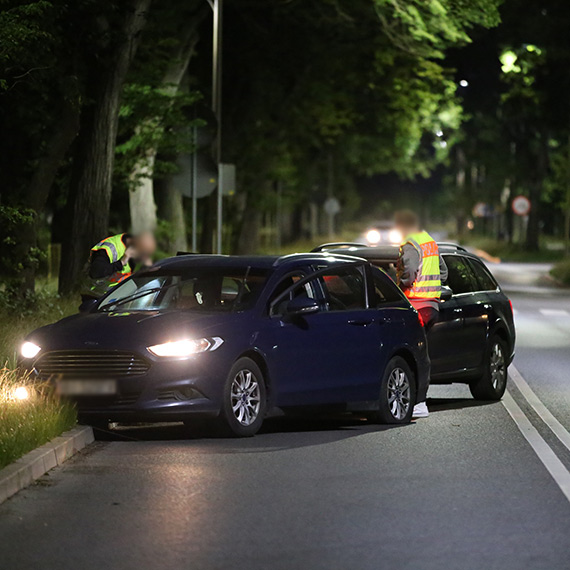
[348,319,374,327]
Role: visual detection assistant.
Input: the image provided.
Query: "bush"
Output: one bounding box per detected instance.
[0,368,76,469]
[0,288,77,365]
[551,259,570,286]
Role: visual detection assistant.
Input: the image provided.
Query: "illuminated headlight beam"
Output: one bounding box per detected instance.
[148,337,223,358]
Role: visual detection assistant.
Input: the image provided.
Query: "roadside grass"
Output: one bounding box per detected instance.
[0,286,78,469]
[550,259,570,286]
[462,237,566,263]
[0,288,78,366]
[0,368,77,469]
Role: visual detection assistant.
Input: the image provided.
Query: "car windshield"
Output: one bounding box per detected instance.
[98,266,270,312]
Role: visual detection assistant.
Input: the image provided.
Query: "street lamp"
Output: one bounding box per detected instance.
[206,0,223,253]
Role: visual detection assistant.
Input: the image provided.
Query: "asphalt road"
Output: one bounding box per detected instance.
[1,262,570,570]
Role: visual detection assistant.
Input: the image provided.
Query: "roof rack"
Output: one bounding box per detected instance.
[437,242,468,252]
[310,242,367,253]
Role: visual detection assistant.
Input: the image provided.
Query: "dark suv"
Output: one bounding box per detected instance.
[312,242,516,400]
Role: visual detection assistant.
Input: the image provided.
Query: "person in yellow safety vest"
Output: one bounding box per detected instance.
[81,232,156,308]
[394,210,448,420]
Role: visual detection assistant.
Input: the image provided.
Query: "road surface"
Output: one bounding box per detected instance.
[0,262,569,570]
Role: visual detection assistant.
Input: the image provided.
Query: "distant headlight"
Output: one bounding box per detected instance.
[21,341,41,359]
[366,229,381,244]
[388,229,403,244]
[147,337,223,358]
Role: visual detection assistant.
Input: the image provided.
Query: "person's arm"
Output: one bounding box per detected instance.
[89,250,125,279]
[439,255,448,284]
[398,243,420,290]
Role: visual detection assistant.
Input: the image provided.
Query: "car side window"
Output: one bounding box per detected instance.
[444,255,479,295]
[468,259,498,292]
[318,266,366,311]
[371,267,403,305]
[268,272,315,315]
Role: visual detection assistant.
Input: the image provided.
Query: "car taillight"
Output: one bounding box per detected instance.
[417,311,425,327]
[508,299,513,314]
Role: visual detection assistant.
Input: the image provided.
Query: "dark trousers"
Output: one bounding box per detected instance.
[418,306,439,332]
[415,306,439,402]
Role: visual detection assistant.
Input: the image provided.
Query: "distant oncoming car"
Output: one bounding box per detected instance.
[360,220,403,246]
[21,254,430,436]
[311,242,516,400]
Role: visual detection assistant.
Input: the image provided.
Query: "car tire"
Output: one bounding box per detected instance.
[469,335,508,401]
[218,357,267,437]
[372,356,415,425]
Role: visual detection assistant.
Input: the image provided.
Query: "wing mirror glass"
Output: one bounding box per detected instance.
[286,296,320,316]
[440,286,453,302]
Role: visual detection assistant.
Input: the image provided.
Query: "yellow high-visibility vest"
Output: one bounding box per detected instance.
[400,231,442,300]
[89,233,132,297]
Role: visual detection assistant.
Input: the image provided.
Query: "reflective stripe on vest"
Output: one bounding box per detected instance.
[89,234,131,296]
[401,231,442,300]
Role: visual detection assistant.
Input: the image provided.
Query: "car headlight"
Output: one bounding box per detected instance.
[147,337,223,358]
[366,229,381,244]
[21,341,41,359]
[388,229,403,244]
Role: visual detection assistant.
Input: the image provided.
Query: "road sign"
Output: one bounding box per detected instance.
[220,163,236,196]
[323,197,341,216]
[512,195,531,217]
[174,153,218,199]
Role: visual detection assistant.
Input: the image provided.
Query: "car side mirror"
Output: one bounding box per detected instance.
[440,286,453,302]
[286,296,320,316]
[79,298,98,313]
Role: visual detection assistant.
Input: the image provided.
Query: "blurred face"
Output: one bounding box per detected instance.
[133,232,156,259]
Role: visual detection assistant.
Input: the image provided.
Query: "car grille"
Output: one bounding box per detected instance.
[35,351,150,380]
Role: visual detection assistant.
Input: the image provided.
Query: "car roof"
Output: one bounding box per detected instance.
[151,252,367,272]
[311,242,481,263]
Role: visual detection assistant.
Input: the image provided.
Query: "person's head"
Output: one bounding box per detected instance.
[394,210,420,237]
[131,231,156,260]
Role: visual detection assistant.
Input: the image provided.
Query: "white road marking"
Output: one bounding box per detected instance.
[509,365,570,453]
[539,309,569,317]
[502,391,570,503]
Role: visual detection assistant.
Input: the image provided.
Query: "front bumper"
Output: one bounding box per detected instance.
[32,353,227,423]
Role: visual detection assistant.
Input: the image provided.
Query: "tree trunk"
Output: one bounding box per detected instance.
[14,95,80,296]
[59,0,151,295]
[128,19,203,234]
[129,153,157,233]
[236,195,262,255]
[156,176,188,254]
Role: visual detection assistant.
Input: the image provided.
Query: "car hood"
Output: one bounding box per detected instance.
[28,310,242,352]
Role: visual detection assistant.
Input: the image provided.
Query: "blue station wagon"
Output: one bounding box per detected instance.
[21,254,430,436]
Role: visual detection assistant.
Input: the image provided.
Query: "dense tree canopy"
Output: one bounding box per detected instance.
[0,0,503,295]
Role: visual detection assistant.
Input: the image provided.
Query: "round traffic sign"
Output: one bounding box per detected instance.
[512,195,531,217]
[323,197,341,216]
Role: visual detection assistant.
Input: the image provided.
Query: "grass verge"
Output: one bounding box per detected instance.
[0,287,78,469]
[0,368,76,469]
[550,259,570,286]
[463,237,565,263]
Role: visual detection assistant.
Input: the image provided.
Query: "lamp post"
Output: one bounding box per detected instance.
[207,0,223,254]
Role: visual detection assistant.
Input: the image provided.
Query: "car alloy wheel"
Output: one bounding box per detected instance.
[387,367,411,420]
[230,369,261,426]
[490,342,506,391]
[469,335,509,401]
[373,356,415,424]
[219,357,267,437]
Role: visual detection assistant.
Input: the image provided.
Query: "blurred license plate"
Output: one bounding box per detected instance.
[58,379,117,396]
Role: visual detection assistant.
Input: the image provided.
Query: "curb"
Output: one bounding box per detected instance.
[0,426,94,505]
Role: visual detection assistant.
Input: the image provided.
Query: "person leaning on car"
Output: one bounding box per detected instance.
[79,231,156,310]
[394,210,448,419]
